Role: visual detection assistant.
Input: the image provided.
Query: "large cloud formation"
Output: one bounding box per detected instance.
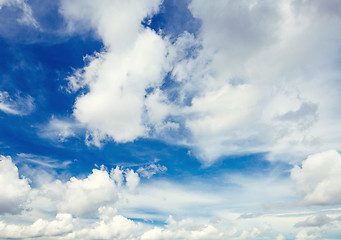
[61,0,170,144]
[60,0,341,164]
[0,155,30,214]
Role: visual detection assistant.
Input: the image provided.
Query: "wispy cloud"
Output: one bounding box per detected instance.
[16,153,72,169]
[0,91,35,115]
[0,0,39,28]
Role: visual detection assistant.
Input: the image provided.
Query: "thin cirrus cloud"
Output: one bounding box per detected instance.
[59,0,341,164]
[0,91,35,116]
[0,0,39,28]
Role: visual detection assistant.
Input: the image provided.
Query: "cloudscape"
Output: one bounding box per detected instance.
[1,0,341,239]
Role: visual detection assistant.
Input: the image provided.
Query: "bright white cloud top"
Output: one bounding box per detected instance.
[1,0,341,239]
[60,0,341,165]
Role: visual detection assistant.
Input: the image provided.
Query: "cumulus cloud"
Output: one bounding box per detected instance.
[0,213,73,239]
[175,0,341,162]
[291,150,341,205]
[58,0,341,164]
[56,166,141,217]
[0,155,30,214]
[1,154,341,239]
[57,168,118,216]
[60,0,172,144]
[0,91,35,115]
[69,207,143,240]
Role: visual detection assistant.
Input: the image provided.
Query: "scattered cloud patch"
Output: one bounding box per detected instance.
[0,91,35,115]
[137,163,167,179]
[291,150,341,205]
[294,214,333,228]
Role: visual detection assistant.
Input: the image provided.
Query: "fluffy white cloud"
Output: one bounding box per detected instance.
[22,163,142,218]
[0,155,30,214]
[291,150,341,205]
[125,169,140,193]
[0,213,73,239]
[0,91,34,115]
[57,167,119,216]
[59,0,341,164]
[69,207,143,240]
[53,166,141,217]
[61,0,172,144]
[1,155,341,239]
[175,0,341,162]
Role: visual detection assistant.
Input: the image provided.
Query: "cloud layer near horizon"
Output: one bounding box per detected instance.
[1,153,341,239]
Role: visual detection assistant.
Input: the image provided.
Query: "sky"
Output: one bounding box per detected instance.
[0,0,341,239]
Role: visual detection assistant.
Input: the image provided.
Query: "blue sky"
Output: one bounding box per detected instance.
[1,0,341,239]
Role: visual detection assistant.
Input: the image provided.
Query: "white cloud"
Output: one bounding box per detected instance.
[0,91,35,115]
[1,155,341,239]
[125,169,140,193]
[0,155,30,214]
[57,167,120,217]
[69,207,143,240]
[137,163,167,179]
[291,150,341,205]
[61,0,172,144]
[0,213,73,239]
[175,0,341,163]
[16,153,72,169]
[39,116,80,142]
[58,0,341,164]
[0,0,38,28]
[30,165,142,218]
